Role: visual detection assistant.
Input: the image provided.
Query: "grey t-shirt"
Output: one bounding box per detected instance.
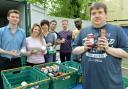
[44,32,55,45]
[72,24,128,89]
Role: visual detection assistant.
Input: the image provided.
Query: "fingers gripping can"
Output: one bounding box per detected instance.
[97,29,106,50]
[87,34,94,48]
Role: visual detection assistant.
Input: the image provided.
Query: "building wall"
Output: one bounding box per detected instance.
[100,0,128,26]
[30,5,91,32]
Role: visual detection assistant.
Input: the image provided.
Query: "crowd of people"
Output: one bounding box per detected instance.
[0,9,82,89]
[0,2,128,89]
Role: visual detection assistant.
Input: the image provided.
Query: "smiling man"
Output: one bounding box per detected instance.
[0,9,26,89]
[72,2,128,89]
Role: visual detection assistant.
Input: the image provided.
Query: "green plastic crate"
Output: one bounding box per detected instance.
[61,61,82,74]
[1,66,50,89]
[61,61,83,84]
[34,62,77,89]
[123,77,128,88]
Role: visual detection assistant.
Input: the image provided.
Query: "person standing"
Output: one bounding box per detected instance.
[58,20,72,62]
[72,3,128,89]
[0,9,26,89]
[21,24,46,66]
[40,19,56,63]
[71,18,82,62]
[72,18,82,41]
[50,20,58,41]
[50,20,60,62]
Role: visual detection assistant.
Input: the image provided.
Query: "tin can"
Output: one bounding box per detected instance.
[87,34,94,48]
[21,81,27,86]
[41,67,48,74]
[97,29,106,50]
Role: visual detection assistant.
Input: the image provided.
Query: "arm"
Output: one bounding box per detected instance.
[20,38,32,56]
[105,27,128,58]
[72,35,94,55]
[0,28,16,56]
[72,29,90,55]
[41,38,47,54]
[105,47,128,58]
[72,45,88,55]
[100,30,128,59]
[0,48,16,55]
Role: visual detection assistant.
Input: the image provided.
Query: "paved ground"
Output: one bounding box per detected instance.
[122,58,128,68]
[122,58,128,77]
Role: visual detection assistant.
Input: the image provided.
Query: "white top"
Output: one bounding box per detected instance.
[21,37,46,64]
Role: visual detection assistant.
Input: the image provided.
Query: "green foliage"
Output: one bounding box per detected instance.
[27,0,99,20]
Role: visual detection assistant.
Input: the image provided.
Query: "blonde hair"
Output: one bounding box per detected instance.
[31,23,42,37]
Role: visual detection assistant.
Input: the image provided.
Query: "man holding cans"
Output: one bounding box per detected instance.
[72,2,128,89]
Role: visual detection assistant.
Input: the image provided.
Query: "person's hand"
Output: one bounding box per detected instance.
[41,50,45,54]
[8,50,17,56]
[60,38,65,43]
[83,37,94,49]
[31,49,38,55]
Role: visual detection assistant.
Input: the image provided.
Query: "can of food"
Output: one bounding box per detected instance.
[41,67,48,74]
[21,81,27,86]
[87,34,94,48]
[53,65,59,72]
[48,73,54,77]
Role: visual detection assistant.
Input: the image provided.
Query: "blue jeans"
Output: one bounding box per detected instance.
[44,54,54,63]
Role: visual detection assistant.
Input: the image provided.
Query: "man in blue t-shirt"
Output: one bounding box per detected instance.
[72,3,128,89]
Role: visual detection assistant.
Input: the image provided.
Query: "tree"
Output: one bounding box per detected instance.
[27,0,99,20]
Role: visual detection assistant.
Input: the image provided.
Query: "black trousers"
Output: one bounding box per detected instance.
[60,52,71,62]
[0,57,21,89]
[26,62,44,67]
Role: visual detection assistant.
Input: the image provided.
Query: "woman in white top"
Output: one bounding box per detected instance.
[21,24,47,66]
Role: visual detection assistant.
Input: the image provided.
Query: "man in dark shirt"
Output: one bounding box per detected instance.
[58,20,72,62]
[72,3,128,89]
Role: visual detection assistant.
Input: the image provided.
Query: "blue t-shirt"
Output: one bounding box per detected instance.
[72,24,128,89]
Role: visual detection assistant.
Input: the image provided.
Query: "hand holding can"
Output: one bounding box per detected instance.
[83,34,94,49]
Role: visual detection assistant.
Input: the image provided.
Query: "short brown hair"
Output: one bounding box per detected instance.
[50,20,57,24]
[89,3,107,15]
[7,9,20,17]
[62,19,68,23]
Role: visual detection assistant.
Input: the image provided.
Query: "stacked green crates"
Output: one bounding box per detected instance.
[1,66,50,89]
[61,61,83,84]
[34,62,78,89]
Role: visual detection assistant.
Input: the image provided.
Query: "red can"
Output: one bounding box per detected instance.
[87,34,94,48]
